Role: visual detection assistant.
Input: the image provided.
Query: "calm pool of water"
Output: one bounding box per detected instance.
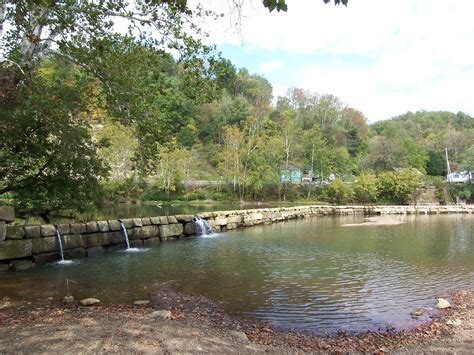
[1,215,473,334]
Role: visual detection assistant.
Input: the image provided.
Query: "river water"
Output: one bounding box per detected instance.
[1,214,473,334]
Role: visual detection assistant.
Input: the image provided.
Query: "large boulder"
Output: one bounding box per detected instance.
[32,236,57,254]
[57,224,70,235]
[40,224,57,237]
[167,216,178,224]
[85,222,99,233]
[69,223,86,234]
[436,298,451,309]
[79,298,100,306]
[107,220,122,231]
[141,217,152,226]
[175,215,194,223]
[159,224,183,239]
[62,234,84,249]
[82,233,107,248]
[120,219,133,228]
[0,222,6,241]
[184,222,195,235]
[132,218,143,227]
[0,240,32,260]
[158,216,169,225]
[24,225,41,238]
[97,221,109,232]
[6,225,25,240]
[0,206,15,223]
[131,225,160,239]
[215,217,228,226]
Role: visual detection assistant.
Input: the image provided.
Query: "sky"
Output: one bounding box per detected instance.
[196,0,474,122]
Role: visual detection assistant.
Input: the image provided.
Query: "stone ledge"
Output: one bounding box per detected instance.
[1,204,473,270]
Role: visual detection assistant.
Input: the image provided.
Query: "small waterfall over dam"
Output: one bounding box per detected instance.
[55,227,74,265]
[194,217,216,236]
[120,222,149,253]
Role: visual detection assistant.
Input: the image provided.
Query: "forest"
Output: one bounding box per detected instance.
[1,0,473,217]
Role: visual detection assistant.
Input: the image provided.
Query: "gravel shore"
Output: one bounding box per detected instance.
[0,285,472,353]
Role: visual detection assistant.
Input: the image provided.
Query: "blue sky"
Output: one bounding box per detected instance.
[199,0,474,122]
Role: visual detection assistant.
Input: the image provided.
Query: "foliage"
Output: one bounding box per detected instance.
[323,178,354,204]
[426,150,447,176]
[0,59,107,212]
[448,182,474,203]
[377,169,422,204]
[102,176,145,203]
[353,173,379,203]
[263,0,348,13]
[461,146,474,171]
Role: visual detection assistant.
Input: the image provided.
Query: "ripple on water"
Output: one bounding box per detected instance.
[0,215,472,334]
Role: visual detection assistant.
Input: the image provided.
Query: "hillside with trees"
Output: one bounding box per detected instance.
[1,0,473,219]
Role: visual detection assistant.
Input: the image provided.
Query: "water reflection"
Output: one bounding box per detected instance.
[0,215,472,334]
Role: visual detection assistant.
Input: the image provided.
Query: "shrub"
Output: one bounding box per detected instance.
[354,172,379,203]
[324,178,354,204]
[377,168,421,204]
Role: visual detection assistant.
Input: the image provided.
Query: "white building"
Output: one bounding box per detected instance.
[447,171,473,183]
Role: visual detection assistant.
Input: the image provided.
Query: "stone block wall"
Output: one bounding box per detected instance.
[1,204,473,271]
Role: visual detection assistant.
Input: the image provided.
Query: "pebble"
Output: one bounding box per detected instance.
[79,298,100,306]
[436,298,451,309]
[446,319,462,326]
[62,296,75,304]
[230,330,249,342]
[133,300,150,306]
[410,308,425,318]
[150,310,172,320]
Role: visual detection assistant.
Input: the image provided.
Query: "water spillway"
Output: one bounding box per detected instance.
[194,216,215,236]
[54,227,74,265]
[120,222,131,249]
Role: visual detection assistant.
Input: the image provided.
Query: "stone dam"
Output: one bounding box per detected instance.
[1,204,473,272]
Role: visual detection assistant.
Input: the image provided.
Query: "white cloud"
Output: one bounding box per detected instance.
[258,60,283,74]
[196,0,474,121]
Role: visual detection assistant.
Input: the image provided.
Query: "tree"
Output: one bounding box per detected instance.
[363,136,408,171]
[95,121,138,181]
[461,146,474,172]
[234,69,273,119]
[426,150,446,176]
[1,0,221,212]
[0,58,107,215]
[262,0,348,12]
[219,125,243,193]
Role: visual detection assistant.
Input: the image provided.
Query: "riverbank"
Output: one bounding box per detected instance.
[0,285,472,353]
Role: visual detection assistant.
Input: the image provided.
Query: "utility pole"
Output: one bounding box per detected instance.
[445,147,452,181]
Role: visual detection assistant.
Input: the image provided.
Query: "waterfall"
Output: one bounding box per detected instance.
[55,227,74,265]
[194,217,215,236]
[120,222,131,249]
[119,222,149,252]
